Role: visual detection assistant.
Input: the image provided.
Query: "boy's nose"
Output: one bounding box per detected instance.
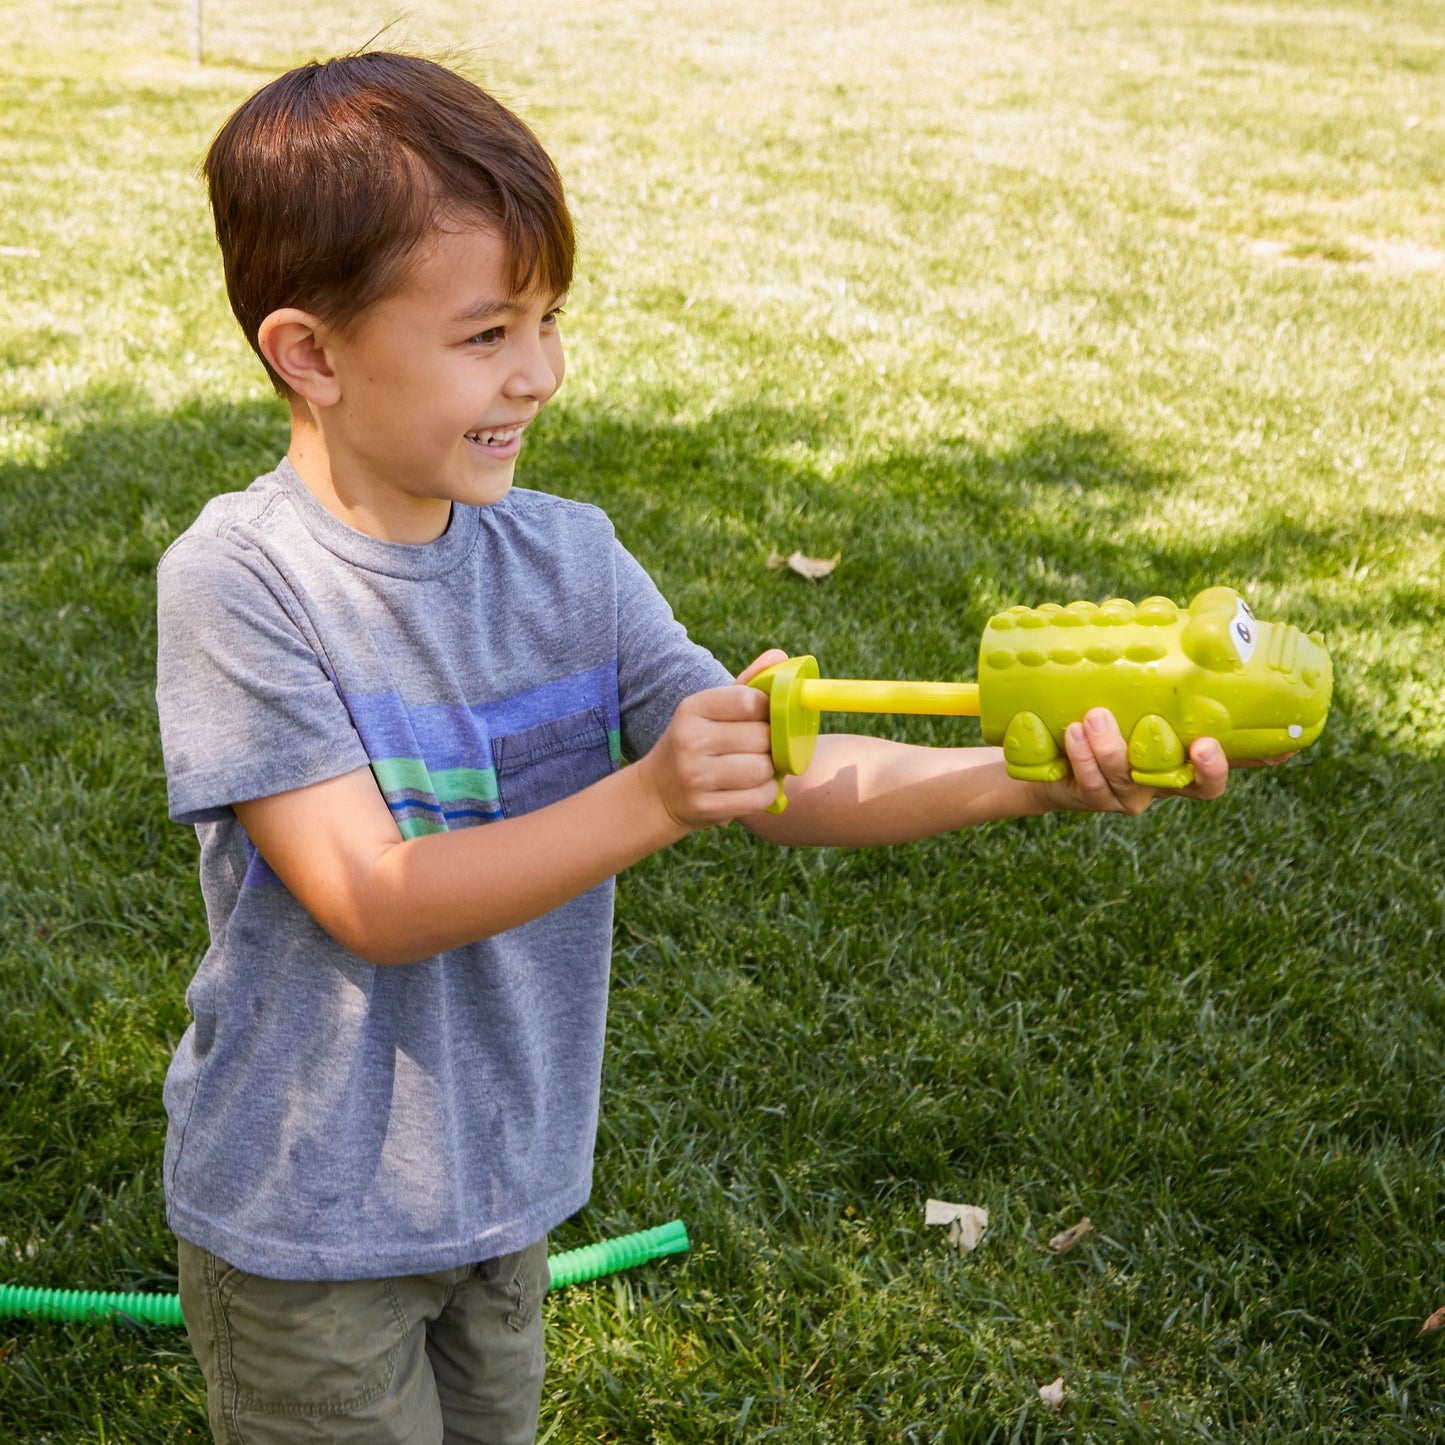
[504,339,562,401]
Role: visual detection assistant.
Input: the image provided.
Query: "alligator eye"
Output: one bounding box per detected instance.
[1226,599,1258,663]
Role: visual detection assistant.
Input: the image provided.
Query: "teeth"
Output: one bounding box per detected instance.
[469,425,522,446]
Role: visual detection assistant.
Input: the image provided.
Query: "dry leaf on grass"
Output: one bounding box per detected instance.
[924,1198,989,1255]
[1419,1306,1445,1337]
[1039,1377,1065,1410]
[1048,1217,1094,1253]
[767,549,841,580]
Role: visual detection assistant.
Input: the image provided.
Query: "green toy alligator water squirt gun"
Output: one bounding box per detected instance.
[750,586,1332,812]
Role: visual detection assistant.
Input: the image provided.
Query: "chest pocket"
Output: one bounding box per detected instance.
[494,708,616,819]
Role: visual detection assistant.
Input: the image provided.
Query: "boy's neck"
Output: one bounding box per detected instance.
[285,414,453,546]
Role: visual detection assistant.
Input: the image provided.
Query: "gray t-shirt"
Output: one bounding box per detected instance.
[155,459,731,1280]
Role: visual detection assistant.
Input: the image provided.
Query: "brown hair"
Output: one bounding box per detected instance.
[203,52,575,393]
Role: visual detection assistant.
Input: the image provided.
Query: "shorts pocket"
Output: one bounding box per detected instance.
[494,708,616,818]
[215,1267,408,1414]
[476,1237,551,1333]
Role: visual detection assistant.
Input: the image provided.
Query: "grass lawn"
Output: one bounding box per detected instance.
[2,0,1443,1438]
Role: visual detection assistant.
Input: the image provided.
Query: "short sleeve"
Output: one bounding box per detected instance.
[155,537,369,824]
[612,542,732,762]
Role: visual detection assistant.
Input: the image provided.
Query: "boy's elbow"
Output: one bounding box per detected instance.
[321,918,444,966]
[306,867,439,966]
[321,898,449,966]
[338,926,428,967]
[296,840,516,962]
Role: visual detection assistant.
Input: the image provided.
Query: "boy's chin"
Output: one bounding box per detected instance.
[473,473,516,507]
[455,462,517,507]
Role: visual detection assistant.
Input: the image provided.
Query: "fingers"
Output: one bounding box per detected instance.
[694,679,773,725]
[670,685,773,767]
[1058,711,1234,813]
[734,648,789,686]
[1061,709,1148,815]
[1182,737,1228,800]
[644,683,780,829]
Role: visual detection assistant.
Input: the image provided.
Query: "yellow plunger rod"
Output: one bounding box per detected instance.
[796,678,981,717]
[749,658,983,815]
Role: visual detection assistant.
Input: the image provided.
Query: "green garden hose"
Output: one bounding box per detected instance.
[0,1282,186,1327]
[546,1218,689,1288]
[0,1219,690,1326]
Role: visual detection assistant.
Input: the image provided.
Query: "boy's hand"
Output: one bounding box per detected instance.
[1043,707,1288,816]
[635,650,787,831]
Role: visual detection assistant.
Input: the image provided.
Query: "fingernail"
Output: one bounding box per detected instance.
[1197,740,1221,764]
[1085,710,1108,735]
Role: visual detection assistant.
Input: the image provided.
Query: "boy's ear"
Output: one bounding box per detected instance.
[257,309,342,405]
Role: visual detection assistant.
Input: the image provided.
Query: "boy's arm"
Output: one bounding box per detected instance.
[731,648,1237,847]
[234,681,780,966]
[741,711,1234,847]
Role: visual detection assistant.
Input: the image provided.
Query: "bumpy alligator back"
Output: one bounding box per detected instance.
[977,587,1331,786]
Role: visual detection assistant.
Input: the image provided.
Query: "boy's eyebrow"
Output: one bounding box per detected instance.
[452,298,514,324]
[451,291,568,325]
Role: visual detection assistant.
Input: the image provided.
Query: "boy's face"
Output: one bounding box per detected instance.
[315,223,566,542]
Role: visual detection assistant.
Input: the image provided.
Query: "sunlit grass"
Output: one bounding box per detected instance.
[2,1,1443,1439]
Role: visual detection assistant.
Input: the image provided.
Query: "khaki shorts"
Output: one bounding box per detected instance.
[177,1235,549,1445]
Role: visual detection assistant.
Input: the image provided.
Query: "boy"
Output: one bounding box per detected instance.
[156,51,1234,1444]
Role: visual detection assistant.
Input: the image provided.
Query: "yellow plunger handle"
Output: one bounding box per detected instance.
[796,679,980,717]
[748,660,982,815]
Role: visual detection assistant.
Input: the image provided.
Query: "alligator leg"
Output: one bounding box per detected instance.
[1002,710,1069,782]
[1127,714,1195,788]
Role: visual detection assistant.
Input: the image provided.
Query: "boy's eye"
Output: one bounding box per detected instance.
[467,308,563,346]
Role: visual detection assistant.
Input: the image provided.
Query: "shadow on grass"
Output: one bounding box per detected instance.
[0,386,1438,761]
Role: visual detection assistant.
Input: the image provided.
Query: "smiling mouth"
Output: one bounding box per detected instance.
[466,424,524,447]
